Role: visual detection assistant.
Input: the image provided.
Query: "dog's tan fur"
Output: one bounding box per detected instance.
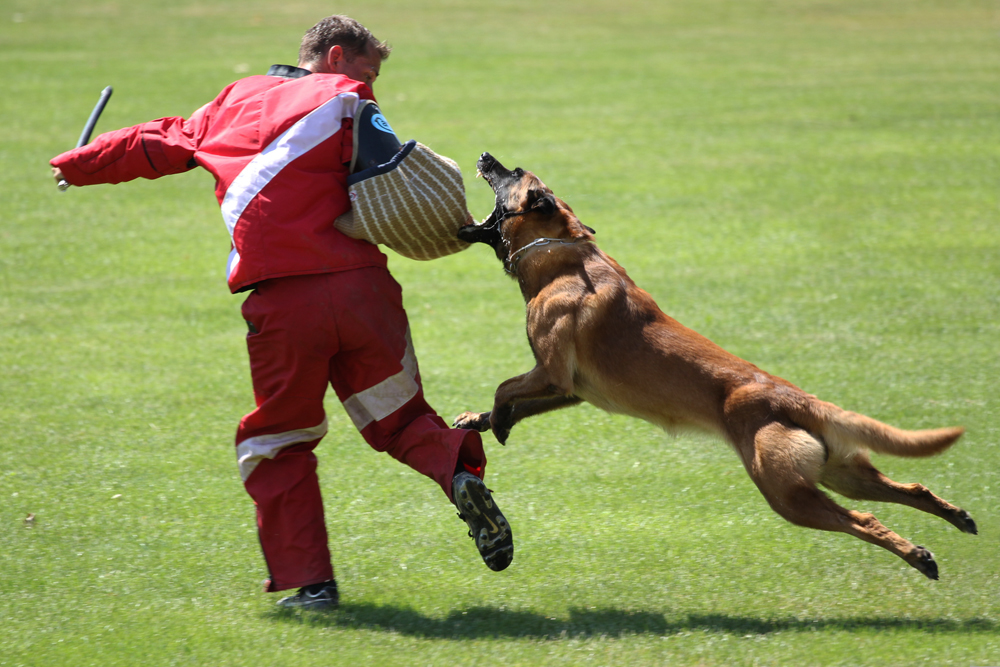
[455,156,976,579]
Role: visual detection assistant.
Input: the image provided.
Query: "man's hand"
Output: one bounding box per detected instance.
[52,167,69,190]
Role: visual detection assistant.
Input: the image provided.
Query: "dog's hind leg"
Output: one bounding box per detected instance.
[819,454,977,534]
[739,421,940,579]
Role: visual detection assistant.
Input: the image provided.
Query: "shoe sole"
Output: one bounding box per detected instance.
[277,599,337,610]
[276,592,339,610]
[454,474,513,571]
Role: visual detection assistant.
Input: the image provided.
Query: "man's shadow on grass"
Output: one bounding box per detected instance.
[269,603,998,639]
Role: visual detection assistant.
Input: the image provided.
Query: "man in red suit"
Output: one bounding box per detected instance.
[51,15,513,610]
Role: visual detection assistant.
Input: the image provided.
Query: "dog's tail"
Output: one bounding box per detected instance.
[790,399,963,458]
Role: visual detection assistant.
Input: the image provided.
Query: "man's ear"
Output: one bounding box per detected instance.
[531,194,556,216]
[325,45,345,72]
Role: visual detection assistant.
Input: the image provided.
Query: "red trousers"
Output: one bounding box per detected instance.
[236,269,486,592]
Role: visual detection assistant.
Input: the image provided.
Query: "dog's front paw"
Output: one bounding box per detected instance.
[453,411,492,432]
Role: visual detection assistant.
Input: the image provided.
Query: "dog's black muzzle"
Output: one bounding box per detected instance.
[477,152,524,192]
[457,152,522,251]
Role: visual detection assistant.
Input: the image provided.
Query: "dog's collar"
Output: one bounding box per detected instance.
[504,237,585,275]
[496,208,529,224]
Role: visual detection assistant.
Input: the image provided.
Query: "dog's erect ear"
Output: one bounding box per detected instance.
[531,194,556,216]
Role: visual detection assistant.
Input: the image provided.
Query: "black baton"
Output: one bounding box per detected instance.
[58,85,113,191]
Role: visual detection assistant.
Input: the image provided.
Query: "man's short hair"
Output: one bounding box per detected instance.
[299,15,391,66]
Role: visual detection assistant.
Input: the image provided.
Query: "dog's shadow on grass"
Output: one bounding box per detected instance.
[268,604,998,639]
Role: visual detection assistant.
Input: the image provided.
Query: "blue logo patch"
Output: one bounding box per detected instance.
[371,113,395,135]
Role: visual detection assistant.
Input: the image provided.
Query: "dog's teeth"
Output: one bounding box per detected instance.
[476,169,483,179]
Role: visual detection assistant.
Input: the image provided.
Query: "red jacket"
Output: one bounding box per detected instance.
[51,69,388,292]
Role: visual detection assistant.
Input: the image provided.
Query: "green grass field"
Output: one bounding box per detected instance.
[2,0,998,664]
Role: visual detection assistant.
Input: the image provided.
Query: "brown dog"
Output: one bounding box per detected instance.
[454,152,976,580]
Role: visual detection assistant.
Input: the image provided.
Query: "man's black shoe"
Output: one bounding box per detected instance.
[453,471,513,571]
[276,580,339,610]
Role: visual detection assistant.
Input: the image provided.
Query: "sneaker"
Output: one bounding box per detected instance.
[275,580,339,610]
[452,471,513,571]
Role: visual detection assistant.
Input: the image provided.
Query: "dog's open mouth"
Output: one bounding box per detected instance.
[475,152,503,190]
[456,152,513,246]
[475,152,524,224]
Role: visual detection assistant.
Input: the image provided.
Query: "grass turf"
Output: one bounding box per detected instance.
[1,0,998,665]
